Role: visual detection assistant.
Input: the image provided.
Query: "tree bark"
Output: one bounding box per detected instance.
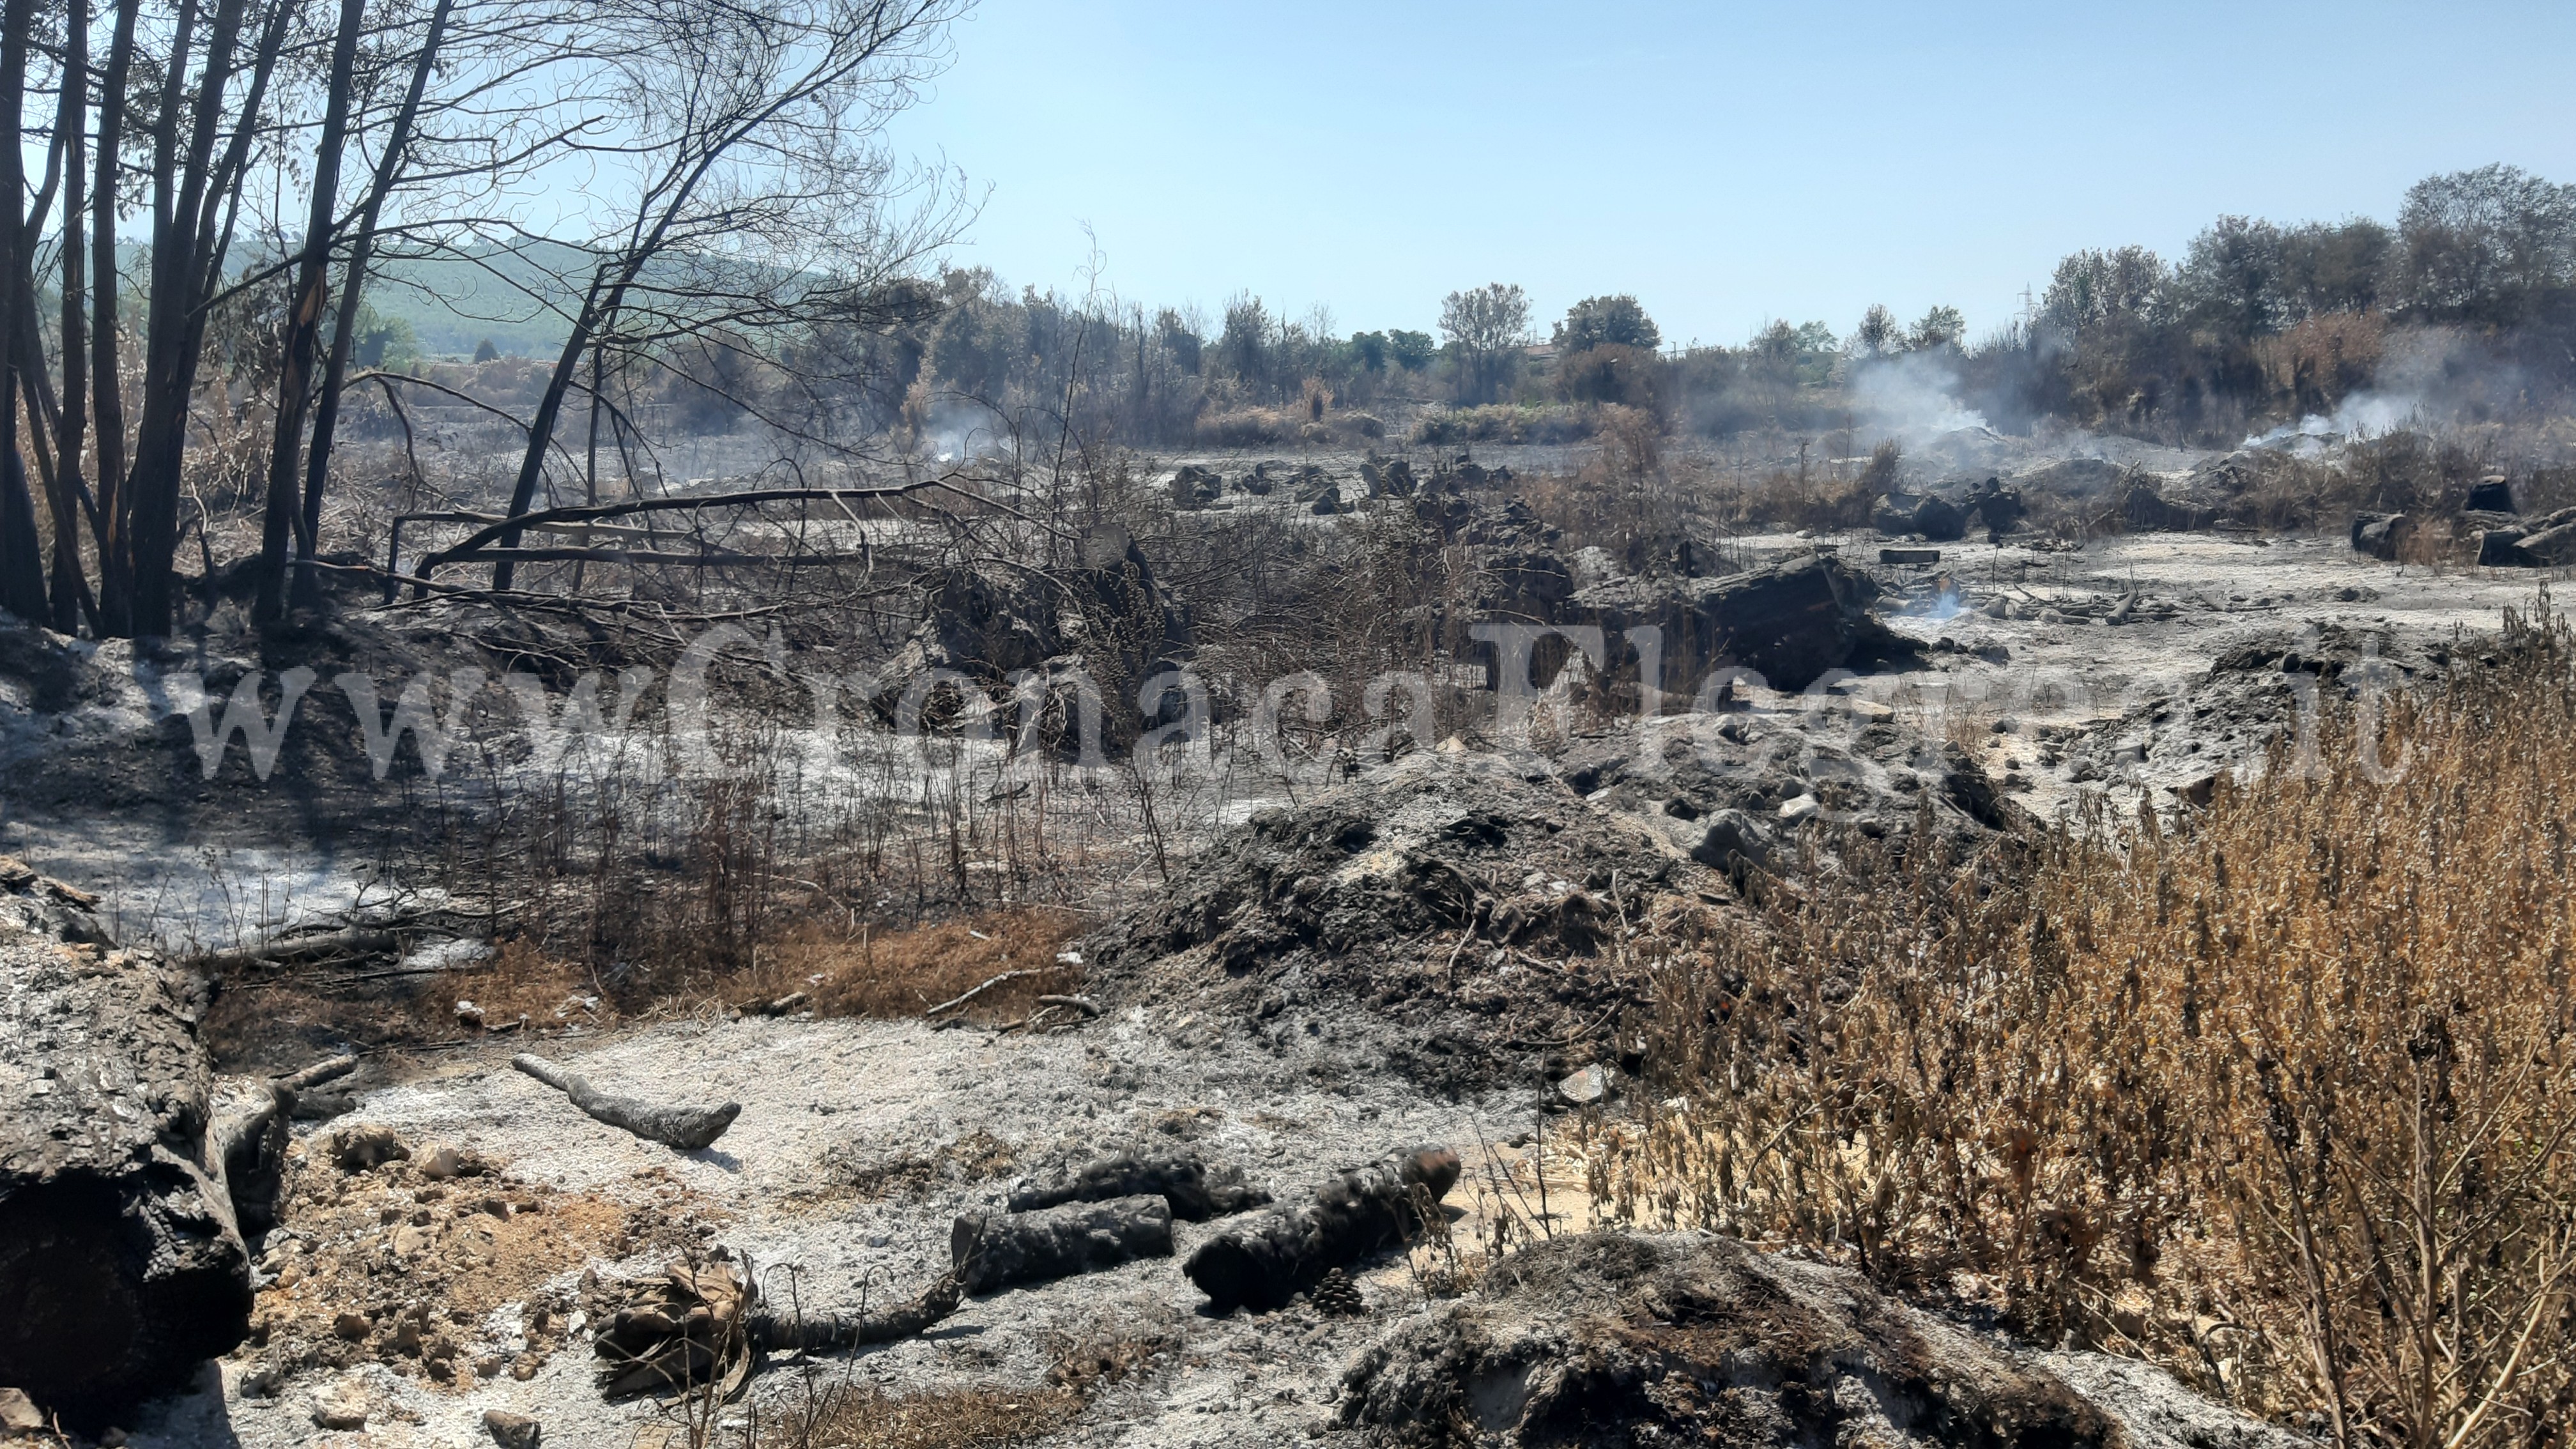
[1007,1147,1271,1222]
[0,0,44,624]
[88,0,137,632]
[293,0,454,611]
[254,0,365,622]
[49,0,91,634]
[120,0,293,637]
[949,1195,1173,1293]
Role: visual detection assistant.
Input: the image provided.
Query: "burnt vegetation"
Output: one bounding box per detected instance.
[4,5,2576,1448]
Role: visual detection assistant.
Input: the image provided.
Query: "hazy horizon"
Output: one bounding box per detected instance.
[885,0,2576,348]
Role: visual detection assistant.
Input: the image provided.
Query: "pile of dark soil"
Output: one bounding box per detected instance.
[1339,1232,2298,1449]
[1089,750,1703,1092]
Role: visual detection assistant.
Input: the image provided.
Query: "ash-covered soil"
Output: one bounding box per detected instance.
[10,445,2570,1446]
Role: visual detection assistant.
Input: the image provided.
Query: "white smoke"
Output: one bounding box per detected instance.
[2241,391,2422,454]
[1851,352,1991,439]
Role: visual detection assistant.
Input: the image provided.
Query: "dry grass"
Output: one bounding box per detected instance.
[767,905,1086,1022]
[1593,601,2576,1449]
[809,1388,1082,1449]
[733,1384,1082,1449]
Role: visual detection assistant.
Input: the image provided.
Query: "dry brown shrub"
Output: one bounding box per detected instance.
[2256,311,2386,417]
[772,905,1085,1022]
[1595,601,2576,1449]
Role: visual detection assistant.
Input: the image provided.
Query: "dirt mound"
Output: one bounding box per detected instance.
[1572,549,1910,693]
[1089,750,1701,1090]
[1339,1232,2297,1449]
[1559,709,2018,855]
[2058,622,2449,800]
[239,1139,710,1395]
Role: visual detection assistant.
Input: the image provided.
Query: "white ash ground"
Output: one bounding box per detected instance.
[122,1004,1563,1449]
[59,529,2556,1446]
[4,521,2564,961]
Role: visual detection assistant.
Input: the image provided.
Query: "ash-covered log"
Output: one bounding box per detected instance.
[1007,1147,1270,1221]
[950,1194,1173,1293]
[511,1054,740,1151]
[1183,1146,1461,1314]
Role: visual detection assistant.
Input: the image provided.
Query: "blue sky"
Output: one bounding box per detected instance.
[883,1,2576,349]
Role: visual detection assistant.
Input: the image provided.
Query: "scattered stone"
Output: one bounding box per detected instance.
[2350,510,2409,560]
[1574,549,1908,692]
[484,1409,542,1449]
[1777,795,1821,824]
[2465,475,2515,512]
[331,1124,412,1171]
[1687,808,1768,873]
[1873,491,1966,541]
[1557,1064,1615,1107]
[2510,510,2576,566]
[415,1142,465,1179]
[311,1381,368,1430]
[1170,464,1222,509]
[0,1388,41,1436]
[2478,528,2531,565]
[332,1311,372,1341]
[456,999,486,1029]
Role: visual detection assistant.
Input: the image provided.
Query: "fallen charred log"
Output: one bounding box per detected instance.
[951,1194,1174,1293]
[510,1054,740,1151]
[594,1259,962,1399]
[1183,1147,1461,1314]
[1008,1147,1270,1221]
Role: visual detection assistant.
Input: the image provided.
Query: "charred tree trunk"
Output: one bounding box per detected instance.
[1183,1147,1460,1314]
[88,0,137,633]
[254,0,365,622]
[49,0,92,634]
[949,1195,1173,1293]
[293,0,454,611]
[118,0,290,638]
[0,0,43,624]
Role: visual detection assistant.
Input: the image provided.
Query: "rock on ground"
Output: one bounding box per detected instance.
[0,860,252,1414]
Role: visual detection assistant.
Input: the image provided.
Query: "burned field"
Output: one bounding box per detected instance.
[7,405,2575,1449]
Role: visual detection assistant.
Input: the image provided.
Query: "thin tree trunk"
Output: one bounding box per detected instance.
[492,278,606,591]
[295,0,453,611]
[88,0,137,632]
[254,0,362,622]
[51,0,91,632]
[123,0,289,636]
[0,0,44,623]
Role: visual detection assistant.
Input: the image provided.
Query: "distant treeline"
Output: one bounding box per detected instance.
[733,164,2572,452]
